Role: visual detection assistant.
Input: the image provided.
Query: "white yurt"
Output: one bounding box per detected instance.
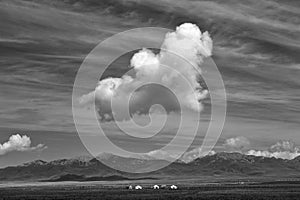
[135,185,142,190]
[153,185,159,189]
[170,185,178,190]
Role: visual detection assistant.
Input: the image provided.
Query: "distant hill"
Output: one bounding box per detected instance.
[42,174,157,182]
[188,152,300,176]
[0,152,299,181]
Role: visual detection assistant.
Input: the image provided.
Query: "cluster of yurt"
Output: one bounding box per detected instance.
[127,184,178,190]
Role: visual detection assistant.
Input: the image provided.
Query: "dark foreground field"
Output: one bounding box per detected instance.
[0,181,300,200]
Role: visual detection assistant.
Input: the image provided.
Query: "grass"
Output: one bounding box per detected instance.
[0,181,300,200]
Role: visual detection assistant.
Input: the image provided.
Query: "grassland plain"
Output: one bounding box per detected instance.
[0,181,300,200]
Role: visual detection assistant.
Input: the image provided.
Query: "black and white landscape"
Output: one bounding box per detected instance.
[0,0,300,199]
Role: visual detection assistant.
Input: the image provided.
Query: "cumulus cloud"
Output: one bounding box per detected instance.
[246,140,300,160]
[0,134,47,156]
[79,23,212,121]
[223,136,250,152]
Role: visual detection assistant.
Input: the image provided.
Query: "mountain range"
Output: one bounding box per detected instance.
[0,152,299,182]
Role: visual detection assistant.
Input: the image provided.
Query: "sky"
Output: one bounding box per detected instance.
[0,0,300,167]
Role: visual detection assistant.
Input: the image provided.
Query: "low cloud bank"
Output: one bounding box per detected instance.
[246,140,300,160]
[140,149,180,162]
[180,147,216,163]
[0,134,47,156]
[142,148,216,163]
[224,136,250,151]
[223,136,300,160]
[80,23,212,121]
[142,138,300,162]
